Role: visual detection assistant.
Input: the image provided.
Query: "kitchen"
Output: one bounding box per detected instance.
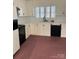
[13,0,66,59]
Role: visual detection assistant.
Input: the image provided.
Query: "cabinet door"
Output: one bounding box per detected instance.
[30,23,39,35]
[25,25,28,39]
[13,29,20,54]
[36,23,42,35]
[34,24,38,35]
[25,24,31,39]
[30,23,43,36]
[30,24,35,35]
[38,23,50,36]
[43,23,50,36]
[40,23,50,36]
[61,24,66,37]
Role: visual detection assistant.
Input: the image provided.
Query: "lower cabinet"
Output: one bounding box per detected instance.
[13,29,20,55]
[61,24,66,37]
[25,23,50,39]
[30,23,38,35]
[25,24,31,39]
[40,23,50,36]
[25,23,66,39]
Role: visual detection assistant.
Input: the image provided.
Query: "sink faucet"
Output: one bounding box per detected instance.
[43,16,48,22]
[51,20,54,22]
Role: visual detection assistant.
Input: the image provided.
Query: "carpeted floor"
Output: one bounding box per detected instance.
[14,35,66,59]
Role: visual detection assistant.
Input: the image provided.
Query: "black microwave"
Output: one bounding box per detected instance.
[13,19,18,30]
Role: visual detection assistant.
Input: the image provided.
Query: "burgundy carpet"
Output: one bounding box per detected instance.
[14,35,66,59]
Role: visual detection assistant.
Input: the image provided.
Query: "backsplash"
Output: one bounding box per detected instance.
[18,15,66,24]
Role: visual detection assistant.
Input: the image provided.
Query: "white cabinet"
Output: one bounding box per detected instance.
[30,24,35,35]
[31,23,50,36]
[31,23,38,35]
[61,24,66,37]
[36,23,42,35]
[34,23,50,36]
[34,24,39,35]
[39,23,50,36]
[25,24,31,39]
[25,23,50,37]
[13,0,27,16]
[13,29,20,55]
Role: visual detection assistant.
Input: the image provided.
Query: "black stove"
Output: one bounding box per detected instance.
[18,25,26,46]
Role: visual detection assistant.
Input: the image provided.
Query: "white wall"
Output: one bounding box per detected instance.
[13,0,17,19]
[23,0,66,16]
[13,0,66,17]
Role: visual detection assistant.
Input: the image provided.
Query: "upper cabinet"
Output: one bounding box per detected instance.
[13,0,28,17]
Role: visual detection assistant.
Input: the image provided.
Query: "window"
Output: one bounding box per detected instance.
[35,7,40,18]
[46,6,50,18]
[40,7,44,18]
[51,6,55,18]
[34,6,55,18]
